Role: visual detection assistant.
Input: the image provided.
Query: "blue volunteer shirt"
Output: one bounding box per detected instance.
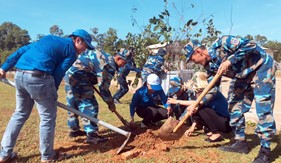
[1,35,77,88]
[202,90,229,117]
[130,85,170,117]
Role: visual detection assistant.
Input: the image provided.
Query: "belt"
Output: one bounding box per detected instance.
[16,69,51,78]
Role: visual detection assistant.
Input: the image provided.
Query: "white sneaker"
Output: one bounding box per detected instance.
[140,122,148,129]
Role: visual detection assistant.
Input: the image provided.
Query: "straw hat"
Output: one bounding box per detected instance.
[186,71,208,92]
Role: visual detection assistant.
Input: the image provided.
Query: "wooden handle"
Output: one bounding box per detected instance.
[92,85,129,126]
[173,72,222,133]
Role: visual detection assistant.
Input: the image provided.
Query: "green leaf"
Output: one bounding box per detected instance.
[186,19,193,27]
[191,22,198,26]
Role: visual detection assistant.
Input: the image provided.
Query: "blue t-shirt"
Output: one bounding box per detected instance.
[202,91,229,117]
[1,35,77,88]
[130,85,169,117]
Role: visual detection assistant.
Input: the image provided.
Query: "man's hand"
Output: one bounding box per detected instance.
[108,103,116,112]
[187,104,198,115]
[128,117,136,130]
[167,106,172,116]
[185,123,196,137]
[0,69,6,78]
[167,98,177,104]
[218,60,231,75]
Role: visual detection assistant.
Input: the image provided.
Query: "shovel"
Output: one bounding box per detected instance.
[155,72,222,140]
[92,86,130,127]
[0,78,131,154]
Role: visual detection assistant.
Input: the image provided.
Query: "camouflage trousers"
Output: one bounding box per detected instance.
[113,75,129,100]
[64,71,99,135]
[228,61,276,148]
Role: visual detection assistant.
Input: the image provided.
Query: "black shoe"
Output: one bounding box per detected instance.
[68,130,86,138]
[204,136,224,143]
[86,133,108,144]
[252,146,270,163]
[0,152,17,163]
[219,140,250,154]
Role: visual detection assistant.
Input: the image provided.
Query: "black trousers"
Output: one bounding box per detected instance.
[136,106,168,125]
[192,107,232,134]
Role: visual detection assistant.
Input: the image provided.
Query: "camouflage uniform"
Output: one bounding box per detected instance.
[64,50,118,135]
[206,35,277,148]
[113,56,141,101]
[141,49,167,83]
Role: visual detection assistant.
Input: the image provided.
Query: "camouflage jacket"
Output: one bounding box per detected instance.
[142,55,165,75]
[202,35,275,103]
[206,35,273,79]
[66,50,118,105]
[118,57,141,77]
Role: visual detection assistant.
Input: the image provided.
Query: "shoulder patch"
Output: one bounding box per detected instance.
[230,38,239,45]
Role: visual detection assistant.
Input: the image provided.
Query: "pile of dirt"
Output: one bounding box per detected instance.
[109,129,175,161]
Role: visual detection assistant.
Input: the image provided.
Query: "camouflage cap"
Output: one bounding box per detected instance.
[184,40,201,63]
[117,48,129,62]
[168,77,183,96]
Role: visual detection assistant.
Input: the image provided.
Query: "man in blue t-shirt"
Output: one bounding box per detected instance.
[129,74,171,129]
[0,29,94,162]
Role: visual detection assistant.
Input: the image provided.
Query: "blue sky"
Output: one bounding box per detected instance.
[1,0,281,42]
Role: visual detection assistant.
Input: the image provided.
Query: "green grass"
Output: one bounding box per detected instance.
[0,77,280,163]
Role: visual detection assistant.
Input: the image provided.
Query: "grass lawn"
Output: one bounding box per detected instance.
[0,76,280,163]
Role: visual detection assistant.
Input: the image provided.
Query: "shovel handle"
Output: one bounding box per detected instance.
[173,72,222,133]
[113,110,129,126]
[92,85,129,126]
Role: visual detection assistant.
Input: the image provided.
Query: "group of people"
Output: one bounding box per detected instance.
[0,29,277,163]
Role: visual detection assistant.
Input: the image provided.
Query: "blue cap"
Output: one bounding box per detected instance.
[168,86,180,96]
[70,29,95,50]
[184,40,201,63]
[117,48,129,62]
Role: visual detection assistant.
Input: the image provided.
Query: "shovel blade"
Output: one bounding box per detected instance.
[153,117,188,141]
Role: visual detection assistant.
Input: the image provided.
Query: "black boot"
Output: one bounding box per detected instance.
[252,146,270,163]
[219,140,250,154]
[68,130,86,138]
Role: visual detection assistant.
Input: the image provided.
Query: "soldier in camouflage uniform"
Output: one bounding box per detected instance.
[64,49,127,143]
[113,48,141,104]
[184,36,277,163]
[141,48,167,83]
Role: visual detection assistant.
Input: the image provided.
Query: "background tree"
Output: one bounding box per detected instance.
[245,34,254,40]
[254,34,267,46]
[35,33,45,42]
[264,40,281,62]
[49,25,64,36]
[0,22,30,63]
[0,22,30,51]
[91,27,105,50]
[102,28,119,55]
